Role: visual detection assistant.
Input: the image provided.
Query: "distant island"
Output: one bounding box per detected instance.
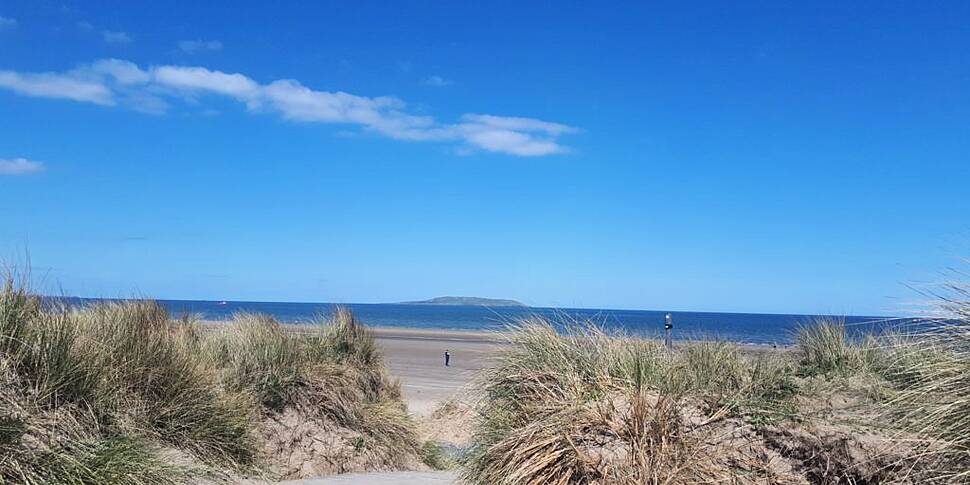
[401,296,527,307]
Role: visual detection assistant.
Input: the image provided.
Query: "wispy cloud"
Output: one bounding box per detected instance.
[0,69,114,104]
[0,158,45,176]
[423,75,453,87]
[76,21,94,32]
[102,30,132,44]
[178,39,223,53]
[457,115,577,156]
[0,59,577,156]
[0,16,16,30]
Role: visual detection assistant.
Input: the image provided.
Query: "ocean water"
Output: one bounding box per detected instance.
[117,299,898,346]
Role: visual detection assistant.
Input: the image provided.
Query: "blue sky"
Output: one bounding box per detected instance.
[1,1,967,315]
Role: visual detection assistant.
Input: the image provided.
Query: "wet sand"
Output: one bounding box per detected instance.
[370,327,501,415]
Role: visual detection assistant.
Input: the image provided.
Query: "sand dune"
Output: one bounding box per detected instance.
[255,326,496,484]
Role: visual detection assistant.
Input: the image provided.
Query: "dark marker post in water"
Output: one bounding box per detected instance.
[664,313,673,350]
[444,349,450,367]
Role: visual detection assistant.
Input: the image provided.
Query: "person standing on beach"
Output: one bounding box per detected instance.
[444,349,451,367]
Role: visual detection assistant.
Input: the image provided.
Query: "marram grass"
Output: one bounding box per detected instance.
[880,281,970,482]
[461,320,803,485]
[464,303,970,485]
[0,277,420,484]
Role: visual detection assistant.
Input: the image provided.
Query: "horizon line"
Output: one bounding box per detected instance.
[52,294,900,319]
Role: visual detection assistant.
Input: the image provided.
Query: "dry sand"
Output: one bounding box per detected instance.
[273,471,458,484]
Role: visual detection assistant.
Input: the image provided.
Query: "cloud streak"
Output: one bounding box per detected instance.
[0,158,45,176]
[0,16,16,30]
[0,59,576,156]
[178,40,223,53]
[102,31,132,44]
[423,75,452,87]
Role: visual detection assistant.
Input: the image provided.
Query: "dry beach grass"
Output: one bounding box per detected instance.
[460,293,970,485]
[0,276,432,484]
[2,271,970,484]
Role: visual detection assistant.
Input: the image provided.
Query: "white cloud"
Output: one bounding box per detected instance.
[76,21,94,32]
[178,40,223,53]
[0,70,114,104]
[458,125,567,156]
[0,16,16,30]
[154,65,261,99]
[460,114,578,136]
[0,158,45,176]
[261,79,388,122]
[102,30,132,44]
[423,75,452,87]
[0,59,578,156]
[87,59,151,85]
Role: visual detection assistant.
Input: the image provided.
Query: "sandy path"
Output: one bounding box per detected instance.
[276,329,494,484]
[224,325,501,484]
[272,471,458,484]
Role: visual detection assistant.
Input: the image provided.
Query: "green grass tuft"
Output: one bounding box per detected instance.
[420,440,453,470]
[796,318,869,376]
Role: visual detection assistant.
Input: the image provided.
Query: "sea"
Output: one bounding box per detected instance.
[67,298,902,346]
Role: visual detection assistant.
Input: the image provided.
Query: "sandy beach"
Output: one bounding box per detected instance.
[370,327,502,416]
